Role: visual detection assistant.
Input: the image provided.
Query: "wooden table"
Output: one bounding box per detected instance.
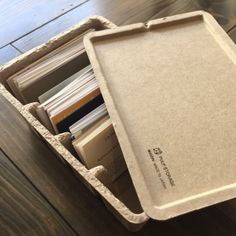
[1,1,236,235]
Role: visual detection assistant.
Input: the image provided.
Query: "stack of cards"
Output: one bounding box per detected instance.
[69,103,108,138]
[72,117,127,181]
[7,29,93,103]
[36,64,126,180]
[36,66,103,133]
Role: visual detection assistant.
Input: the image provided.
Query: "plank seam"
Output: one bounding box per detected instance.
[0,0,89,50]
[0,147,80,236]
[10,43,23,54]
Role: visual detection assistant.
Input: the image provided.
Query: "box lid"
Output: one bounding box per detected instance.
[84,11,236,220]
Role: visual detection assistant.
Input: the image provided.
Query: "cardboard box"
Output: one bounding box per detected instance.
[0,16,149,231]
[84,11,236,221]
[2,11,236,231]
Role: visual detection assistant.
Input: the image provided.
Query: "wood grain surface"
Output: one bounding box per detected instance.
[0,149,78,236]
[12,0,236,52]
[150,0,236,32]
[229,25,236,42]
[13,0,176,52]
[0,45,21,65]
[0,0,87,48]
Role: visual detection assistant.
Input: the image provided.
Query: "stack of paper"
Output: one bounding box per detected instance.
[72,117,127,181]
[36,66,104,134]
[7,29,93,103]
[36,64,126,179]
[69,103,108,138]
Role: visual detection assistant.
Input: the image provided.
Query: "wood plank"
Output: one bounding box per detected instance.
[173,207,236,236]
[13,0,236,52]
[0,45,21,65]
[229,25,236,42]
[217,199,236,223]
[13,0,176,52]
[0,0,87,48]
[150,0,236,32]
[0,149,78,236]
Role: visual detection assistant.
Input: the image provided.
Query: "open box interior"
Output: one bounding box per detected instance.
[0,16,145,222]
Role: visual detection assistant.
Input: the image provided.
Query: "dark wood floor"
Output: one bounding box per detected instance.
[1,0,236,235]
[0,0,236,64]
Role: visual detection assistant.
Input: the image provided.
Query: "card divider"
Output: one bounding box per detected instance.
[24,100,148,222]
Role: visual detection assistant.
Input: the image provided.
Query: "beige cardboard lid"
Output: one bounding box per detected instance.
[84,11,236,220]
